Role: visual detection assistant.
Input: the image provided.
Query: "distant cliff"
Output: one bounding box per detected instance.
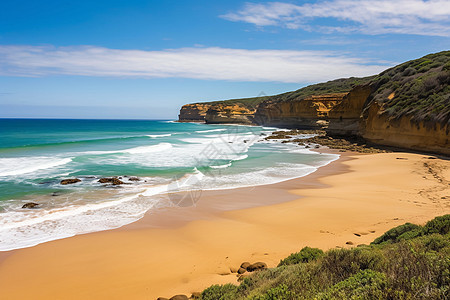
[178,51,450,155]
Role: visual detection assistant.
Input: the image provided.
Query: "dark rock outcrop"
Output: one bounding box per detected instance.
[60,178,81,185]
[22,202,40,209]
[98,177,124,185]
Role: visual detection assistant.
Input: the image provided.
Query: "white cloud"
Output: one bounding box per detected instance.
[0,45,390,83]
[221,1,450,36]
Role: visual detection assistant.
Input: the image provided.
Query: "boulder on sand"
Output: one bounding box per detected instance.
[247,262,267,272]
[170,295,189,300]
[240,262,251,269]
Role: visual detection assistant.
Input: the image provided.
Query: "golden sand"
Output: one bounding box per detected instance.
[0,152,448,299]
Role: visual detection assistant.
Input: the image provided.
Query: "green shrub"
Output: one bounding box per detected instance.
[278,247,324,266]
[318,247,384,283]
[422,214,450,235]
[201,284,238,300]
[371,223,422,244]
[199,215,449,300]
[317,269,387,300]
[252,284,296,300]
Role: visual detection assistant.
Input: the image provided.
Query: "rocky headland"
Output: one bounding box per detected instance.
[179,51,449,155]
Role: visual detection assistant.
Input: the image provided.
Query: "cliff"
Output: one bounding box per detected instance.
[205,104,255,124]
[178,51,449,155]
[178,103,210,122]
[361,101,449,154]
[254,93,348,128]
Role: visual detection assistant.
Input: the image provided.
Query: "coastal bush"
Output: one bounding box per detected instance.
[422,214,450,235]
[316,269,387,300]
[252,284,296,300]
[371,222,422,244]
[369,50,450,125]
[198,215,450,299]
[201,284,238,300]
[277,246,323,266]
[318,247,384,283]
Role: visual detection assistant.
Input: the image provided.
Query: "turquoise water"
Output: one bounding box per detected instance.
[0,119,338,251]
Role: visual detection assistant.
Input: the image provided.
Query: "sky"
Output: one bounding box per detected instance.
[0,0,449,119]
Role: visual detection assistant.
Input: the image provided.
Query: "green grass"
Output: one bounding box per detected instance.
[198,214,450,299]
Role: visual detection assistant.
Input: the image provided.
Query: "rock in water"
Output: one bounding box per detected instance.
[60,178,81,185]
[129,177,140,181]
[98,177,124,185]
[22,202,40,209]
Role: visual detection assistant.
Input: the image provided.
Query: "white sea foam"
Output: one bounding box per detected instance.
[195,129,227,133]
[121,143,172,154]
[0,157,73,177]
[77,142,173,156]
[147,133,172,138]
[210,162,232,169]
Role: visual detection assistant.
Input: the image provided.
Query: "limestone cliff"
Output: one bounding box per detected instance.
[361,101,449,155]
[326,85,372,135]
[178,51,449,155]
[254,93,348,128]
[178,103,210,122]
[205,104,255,124]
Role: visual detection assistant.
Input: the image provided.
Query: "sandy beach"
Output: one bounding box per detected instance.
[0,151,448,300]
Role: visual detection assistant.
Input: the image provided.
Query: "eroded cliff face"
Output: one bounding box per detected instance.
[361,101,449,155]
[205,104,255,124]
[178,103,211,122]
[327,85,372,135]
[178,85,448,155]
[253,93,348,128]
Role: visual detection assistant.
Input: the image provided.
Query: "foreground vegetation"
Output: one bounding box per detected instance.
[199,215,450,299]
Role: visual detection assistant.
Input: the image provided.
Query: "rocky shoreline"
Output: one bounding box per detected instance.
[264,129,390,154]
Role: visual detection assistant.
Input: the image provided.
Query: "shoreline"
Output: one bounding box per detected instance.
[0,151,448,299]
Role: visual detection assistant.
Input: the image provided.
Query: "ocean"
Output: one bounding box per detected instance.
[0,119,338,251]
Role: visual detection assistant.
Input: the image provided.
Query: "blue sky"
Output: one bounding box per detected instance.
[0,0,449,119]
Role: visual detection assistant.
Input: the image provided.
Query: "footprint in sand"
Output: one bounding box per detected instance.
[353,232,370,237]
